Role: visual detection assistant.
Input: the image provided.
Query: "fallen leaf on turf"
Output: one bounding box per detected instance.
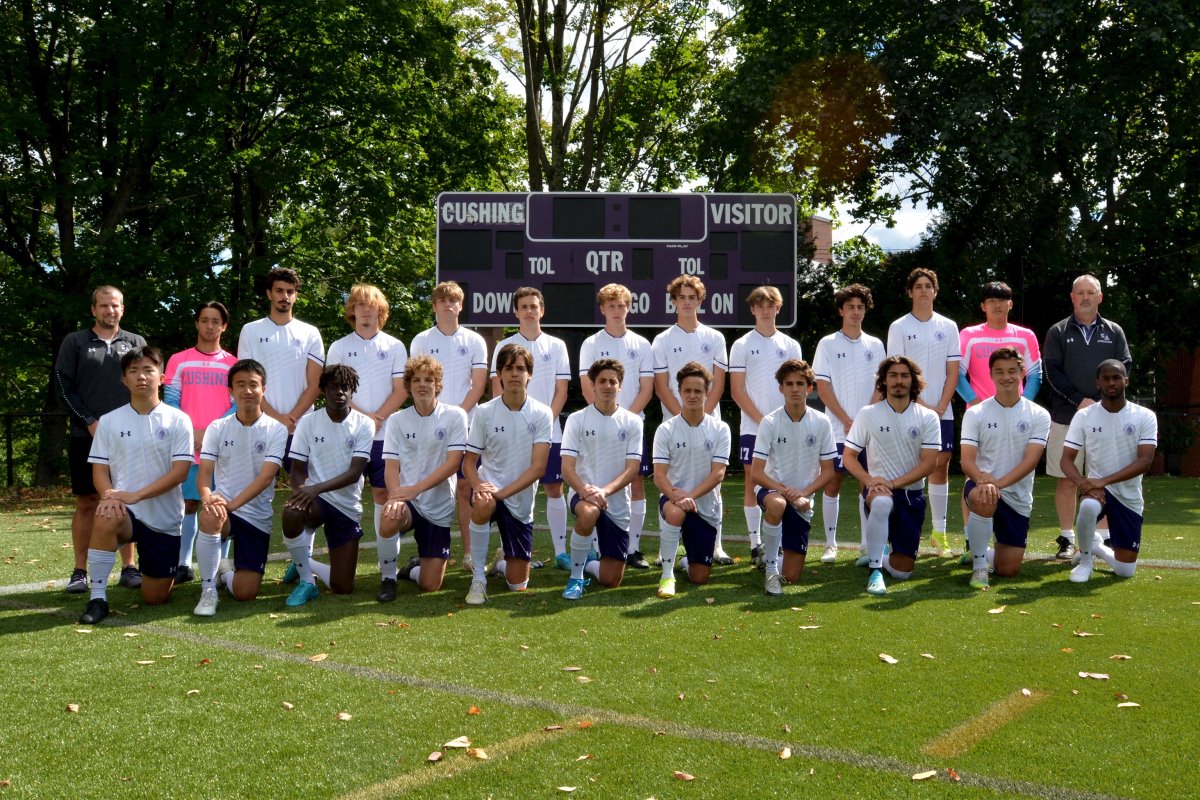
[561,666,582,672]
[1071,690,1079,695]
[1109,654,1133,661]
[577,721,594,729]
[558,787,577,793]
[1062,647,1073,653]
[427,751,442,762]
[123,632,138,638]
[576,676,592,683]
[282,702,294,710]
[678,693,686,701]
[912,770,937,781]
[988,605,1007,614]
[161,654,176,659]
[673,771,695,781]
[1021,688,1032,697]
[798,625,821,630]
[1018,610,1030,615]
[1175,536,1185,541]
[444,736,471,748]
[1052,623,1063,628]
[712,634,722,639]
[1078,672,1110,680]
[1073,631,1101,637]
[920,653,935,660]
[947,768,961,782]
[467,705,481,715]
[782,724,792,733]
[879,653,898,665]
[1114,693,1128,700]
[705,597,715,604]
[0,779,10,787]
[335,712,352,721]
[575,754,593,761]
[66,703,80,713]
[466,748,488,760]
[186,689,200,697]
[253,665,263,670]
[1117,702,1141,708]
[135,660,155,665]
[790,606,803,611]
[75,629,92,634]
[268,613,279,619]
[544,725,563,731]
[198,658,211,666]
[520,644,529,651]
[1154,575,1162,581]
[1090,614,1103,619]
[648,667,657,674]
[780,747,792,760]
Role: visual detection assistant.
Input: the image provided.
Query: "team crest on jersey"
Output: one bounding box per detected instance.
[527,422,537,435]
[293,339,303,348]
[155,428,168,440]
[703,438,713,451]
[617,429,628,442]
[701,343,712,355]
[776,348,786,359]
[865,350,875,362]
[346,436,355,449]
[435,427,447,441]
[116,341,131,355]
[1017,420,1029,433]
[907,426,920,440]
[541,351,551,362]
[934,331,946,342]
[1123,423,1135,436]
[255,441,266,454]
[457,345,468,356]
[377,350,388,361]
[627,349,638,361]
[806,434,817,447]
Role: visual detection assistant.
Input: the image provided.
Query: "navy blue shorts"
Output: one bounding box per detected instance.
[833,442,868,475]
[365,440,387,488]
[314,497,364,549]
[283,434,294,473]
[129,512,179,580]
[541,442,563,485]
[659,495,716,566]
[861,487,926,558]
[1097,490,1144,552]
[739,433,757,465]
[756,487,810,554]
[408,504,451,559]
[570,493,629,560]
[938,419,954,453]
[230,513,270,574]
[963,480,1030,548]
[638,426,654,477]
[492,501,533,561]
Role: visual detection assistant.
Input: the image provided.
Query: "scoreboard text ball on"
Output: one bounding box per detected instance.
[436,192,798,328]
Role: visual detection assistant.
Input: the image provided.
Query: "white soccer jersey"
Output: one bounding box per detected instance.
[579,329,654,412]
[491,332,571,442]
[382,402,468,527]
[410,325,488,410]
[466,396,554,523]
[561,405,644,529]
[752,406,837,521]
[200,413,288,532]
[960,397,1051,517]
[812,330,886,442]
[1065,401,1158,515]
[886,312,961,420]
[652,413,731,527]
[729,329,803,436]
[237,317,325,417]
[652,323,728,416]
[287,408,374,521]
[845,400,942,490]
[89,403,194,534]
[326,330,407,441]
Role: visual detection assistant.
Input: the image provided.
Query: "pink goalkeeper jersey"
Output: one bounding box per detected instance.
[164,346,238,460]
[958,323,1041,401]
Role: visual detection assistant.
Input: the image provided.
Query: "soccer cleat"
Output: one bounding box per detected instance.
[930,532,951,557]
[854,554,871,567]
[712,547,734,566]
[1069,557,1094,583]
[1070,548,1083,566]
[118,565,142,589]
[554,552,572,571]
[216,559,235,590]
[750,546,764,570]
[461,553,474,572]
[656,577,676,599]
[464,578,488,605]
[175,564,195,583]
[529,559,545,569]
[586,549,601,565]
[376,578,397,603]
[562,577,587,601]
[866,569,887,596]
[1055,535,1075,559]
[855,542,889,567]
[820,544,838,564]
[65,569,88,594]
[285,581,320,607]
[79,598,109,625]
[764,572,783,597]
[959,551,973,566]
[193,587,219,616]
[653,554,663,568]
[969,569,990,590]
[282,561,299,584]
[487,547,506,577]
[626,550,649,569]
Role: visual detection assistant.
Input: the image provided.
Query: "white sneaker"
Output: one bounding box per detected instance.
[712,547,733,566]
[764,573,783,597]
[216,558,235,591]
[820,544,838,563]
[193,587,218,616]
[465,578,488,605]
[1069,556,1094,583]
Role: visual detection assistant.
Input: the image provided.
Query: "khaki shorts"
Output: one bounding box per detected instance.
[1045,422,1085,478]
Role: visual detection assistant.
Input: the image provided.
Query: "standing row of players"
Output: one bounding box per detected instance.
[59,269,1156,624]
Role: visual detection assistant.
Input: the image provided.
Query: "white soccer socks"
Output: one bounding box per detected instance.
[966,512,992,572]
[86,549,117,601]
[864,496,893,569]
[547,495,568,557]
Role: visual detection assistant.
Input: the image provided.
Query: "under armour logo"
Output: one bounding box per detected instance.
[750,349,761,356]
[836,353,846,359]
[223,439,235,447]
[675,442,687,448]
[258,337,271,343]
[907,334,918,341]
[119,431,133,438]
[1090,426,1103,433]
[776,436,788,444]
[584,430,596,436]
[314,436,325,443]
[879,426,890,432]
[986,422,998,429]
[494,426,505,433]
[672,346,684,354]
[404,432,418,440]
[346,351,358,358]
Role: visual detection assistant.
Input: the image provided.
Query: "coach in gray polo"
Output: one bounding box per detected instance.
[1042,274,1132,559]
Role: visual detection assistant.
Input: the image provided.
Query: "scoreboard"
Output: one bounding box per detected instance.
[435,192,797,328]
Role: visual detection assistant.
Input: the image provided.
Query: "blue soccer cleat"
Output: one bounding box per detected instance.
[562,577,588,601]
[866,569,887,596]
[285,581,320,607]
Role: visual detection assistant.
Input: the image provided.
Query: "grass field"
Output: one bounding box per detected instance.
[2,475,1198,799]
